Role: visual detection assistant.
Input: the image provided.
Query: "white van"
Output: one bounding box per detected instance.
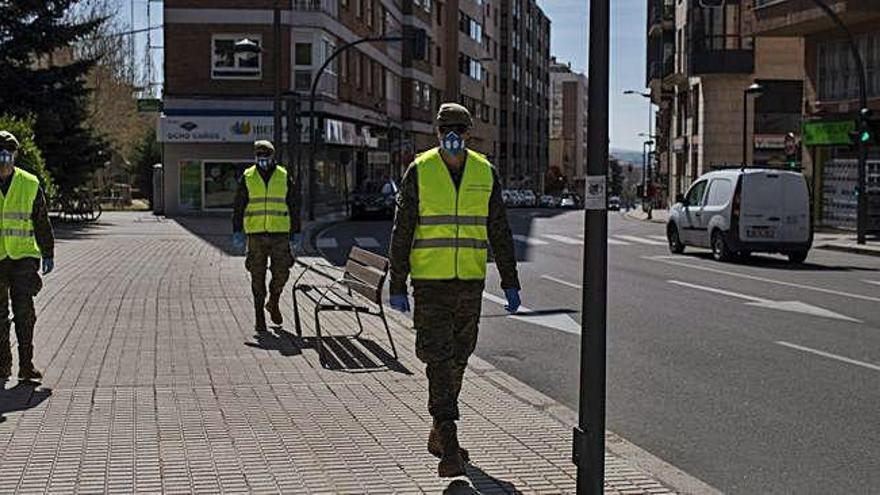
[667,169,812,263]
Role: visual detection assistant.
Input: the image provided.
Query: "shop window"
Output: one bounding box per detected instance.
[212,35,261,80]
[179,161,202,211]
[203,161,248,210]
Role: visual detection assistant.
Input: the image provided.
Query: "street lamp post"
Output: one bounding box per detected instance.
[575,0,609,492]
[742,83,765,167]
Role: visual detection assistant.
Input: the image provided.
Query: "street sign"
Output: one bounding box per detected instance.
[802,120,856,146]
[584,176,607,210]
[137,98,162,113]
[784,133,798,156]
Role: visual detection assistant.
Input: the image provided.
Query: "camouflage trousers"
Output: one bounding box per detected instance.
[413,280,484,422]
[0,259,43,367]
[245,234,294,301]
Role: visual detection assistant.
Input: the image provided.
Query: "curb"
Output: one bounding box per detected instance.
[816,243,880,258]
[624,210,669,224]
[300,217,348,255]
[383,302,719,495]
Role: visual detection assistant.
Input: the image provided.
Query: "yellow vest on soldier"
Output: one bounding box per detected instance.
[243,165,291,234]
[0,168,42,260]
[410,148,493,280]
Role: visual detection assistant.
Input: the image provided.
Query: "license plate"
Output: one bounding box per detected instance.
[747,227,776,239]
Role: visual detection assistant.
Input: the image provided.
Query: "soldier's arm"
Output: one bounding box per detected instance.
[232,176,248,233]
[32,187,54,259]
[487,168,520,290]
[286,174,301,234]
[388,164,419,295]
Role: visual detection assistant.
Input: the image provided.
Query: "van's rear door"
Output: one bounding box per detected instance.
[739,172,784,243]
[779,173,811,244]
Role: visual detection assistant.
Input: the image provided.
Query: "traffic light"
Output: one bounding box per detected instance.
[410,28,428,61]
[850,109,878,147]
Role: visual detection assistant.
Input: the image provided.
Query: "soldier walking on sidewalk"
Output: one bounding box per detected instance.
[0,131,55,383]
[232,140,301,333]
[388,104,522,477]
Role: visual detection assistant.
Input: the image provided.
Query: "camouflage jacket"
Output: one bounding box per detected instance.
[388,156,520,295]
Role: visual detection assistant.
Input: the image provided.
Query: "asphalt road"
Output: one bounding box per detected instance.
[315,208,880,494]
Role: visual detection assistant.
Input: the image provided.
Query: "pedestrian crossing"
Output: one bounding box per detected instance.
[315,232,672,252]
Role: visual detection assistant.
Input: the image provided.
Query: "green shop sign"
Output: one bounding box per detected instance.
[802,120,855,146]
[137,98,163,113]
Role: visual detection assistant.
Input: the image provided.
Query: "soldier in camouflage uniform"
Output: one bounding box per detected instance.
[0,131,55,383]
[232,140,301,333]
[388,104,522,477]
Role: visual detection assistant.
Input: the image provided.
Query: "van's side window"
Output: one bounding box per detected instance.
[705,179,733,207]
[685,180,707,206]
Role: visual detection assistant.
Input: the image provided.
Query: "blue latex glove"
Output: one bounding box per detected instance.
[232,232,246,251]
[389,294,410,313]
[289,233,302,254]
[41,258,54,275]
[504,288,521,313]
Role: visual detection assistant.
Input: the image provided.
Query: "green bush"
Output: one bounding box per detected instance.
[0,114,55,198]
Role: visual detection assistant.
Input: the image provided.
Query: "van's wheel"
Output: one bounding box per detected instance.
[711,231,732,262]
[667,224,685,254]
[788,251,808,264]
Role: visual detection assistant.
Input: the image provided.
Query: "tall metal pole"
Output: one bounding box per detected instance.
[575,0,609,492]
[742,90,748,167]
[273,1,283,162]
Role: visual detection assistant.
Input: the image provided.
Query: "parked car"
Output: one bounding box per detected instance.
[519,190,538,207]
[607,196,621,211]
[559,193,578,209]
[540,195,559,208]
[667,168,812,263]
[351,179,398,219]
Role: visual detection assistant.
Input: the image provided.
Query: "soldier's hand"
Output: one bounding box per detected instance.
[289,233,303,254]
[389,294,410,313]
[232,232,246,252]
[41,258,54,275]
[503,288,521,313]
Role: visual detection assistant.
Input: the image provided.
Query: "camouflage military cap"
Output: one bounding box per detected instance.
[436,103,473,129]
[254,140,275,155]
[0,131,20,150]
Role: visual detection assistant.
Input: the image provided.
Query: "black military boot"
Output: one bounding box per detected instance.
[17,344,42,382]
[436,421,467,478]
[428,419,470,462]
[265,294,283,325]
[254,298,268,333]
[0,344,11,381]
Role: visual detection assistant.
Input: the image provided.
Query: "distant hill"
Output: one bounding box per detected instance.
[610,149,643,167]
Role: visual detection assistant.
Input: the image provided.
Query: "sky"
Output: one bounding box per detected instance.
[116,0,649,151]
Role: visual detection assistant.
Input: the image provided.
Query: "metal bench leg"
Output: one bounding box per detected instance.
[349,287,365,338]
[314,307,327,368]
[379,306,398,360]
[291,287,303,337]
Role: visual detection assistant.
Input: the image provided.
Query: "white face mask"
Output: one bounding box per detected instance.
[256,157,272,170]
[0,150,14,166]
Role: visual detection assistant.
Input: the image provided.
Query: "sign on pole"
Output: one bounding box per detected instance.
[137,98,163,113]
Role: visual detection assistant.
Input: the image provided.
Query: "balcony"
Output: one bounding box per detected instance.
[753,0,880,36]
[292,0,338,16]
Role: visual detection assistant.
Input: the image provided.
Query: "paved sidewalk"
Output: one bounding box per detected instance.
[813,233,880,257]
[0,213,709,494]
[624,209,669,224]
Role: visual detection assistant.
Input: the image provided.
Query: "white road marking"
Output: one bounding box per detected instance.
[355,237,381,248]
[863,280,880,287]
[541,275,581,290]
[607,238,631,246]
[315,237,338,249]
[649,235,670,242]
[668,280,860,322]
[513,234,549,246]
[616,235,667,246]
[776,341,880,372]
[482,292,581,335]
[647,256,880,304]
[543,234,583,245]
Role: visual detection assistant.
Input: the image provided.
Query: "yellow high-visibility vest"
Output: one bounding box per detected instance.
[410,148,493,280]
[243,165,291,234]
[0,168,42,260]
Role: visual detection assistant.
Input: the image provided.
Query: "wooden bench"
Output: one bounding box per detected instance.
[291,247,398,367]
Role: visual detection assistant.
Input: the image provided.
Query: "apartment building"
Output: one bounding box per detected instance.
[549,57,588,192]
[751,0,880,231]
[498,0,551,191]
[645,0,803,204]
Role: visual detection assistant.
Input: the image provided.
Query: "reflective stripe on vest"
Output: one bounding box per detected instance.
[0,168,42,261]
[243,165,291,234]
[410,148,493,280]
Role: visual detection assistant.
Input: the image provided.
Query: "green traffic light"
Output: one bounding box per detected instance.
[861,131,871,143]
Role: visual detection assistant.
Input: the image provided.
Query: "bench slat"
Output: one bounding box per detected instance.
[349,246,389,271]
[344,261,385,289]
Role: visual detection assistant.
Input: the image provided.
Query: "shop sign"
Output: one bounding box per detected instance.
[137,98,162,113]
[754,134,787,150]
[160,116,281,143]
[802,120,856,146]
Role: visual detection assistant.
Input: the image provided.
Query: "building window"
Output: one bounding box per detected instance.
[436,46,442,67]
[818,31,880,100]
[437,2,443,25]
[295,43,312,66]
[355,52,363,88]
[295,70,312,91]
[212,35,261,79]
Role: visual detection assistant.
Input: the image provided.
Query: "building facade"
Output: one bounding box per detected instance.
[498,0,550,191]
[751,0,880,231]
[549,57,588,192]
[645,0,803,205]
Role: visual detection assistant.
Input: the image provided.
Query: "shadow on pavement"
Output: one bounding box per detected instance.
[321,336,412,375]
[441,464,524,494]
[51,217,112,241]
[245,328,304,357]
[172,215,241,256]
[482,308,578,319]
[0,382,52,424]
